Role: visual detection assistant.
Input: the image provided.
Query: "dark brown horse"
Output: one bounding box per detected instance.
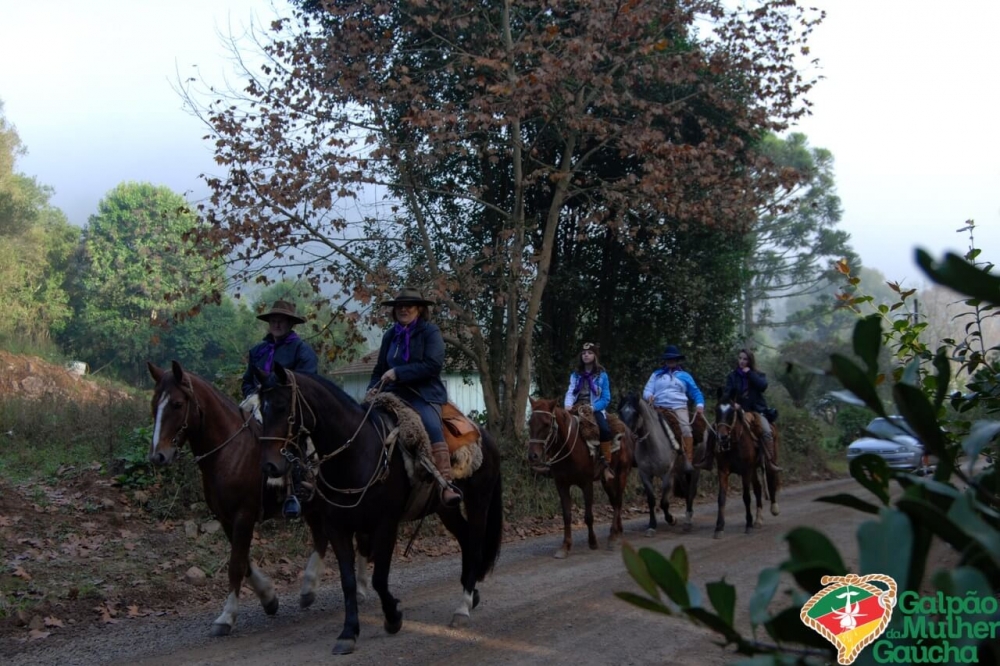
[147,361,370,636]
[527,398,634,558]
[712,399,781,539]
[254,365,504,656]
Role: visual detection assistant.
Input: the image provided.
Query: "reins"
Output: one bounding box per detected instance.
[169,377,252,464]
[528,408,580,468]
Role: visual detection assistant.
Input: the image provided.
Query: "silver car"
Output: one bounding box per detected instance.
[846,416,933,473]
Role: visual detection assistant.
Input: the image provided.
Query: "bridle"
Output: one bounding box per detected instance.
[258,372,397,509]
[714,403,742,453]
[157,377,251,463]
[527,408,580,469]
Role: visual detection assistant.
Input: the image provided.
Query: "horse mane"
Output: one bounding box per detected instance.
[294,371,366,419]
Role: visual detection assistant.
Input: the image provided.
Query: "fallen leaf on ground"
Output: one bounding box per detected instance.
[44,616,64,628]
[27,629,50,641]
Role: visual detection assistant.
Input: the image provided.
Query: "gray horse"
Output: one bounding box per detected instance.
[618,393,700,535]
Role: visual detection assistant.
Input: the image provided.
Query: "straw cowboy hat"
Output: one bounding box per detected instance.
[380,286,436,307]
[660,344,686,361]
[256,300,306,325]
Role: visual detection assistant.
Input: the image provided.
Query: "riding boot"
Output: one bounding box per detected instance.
[761,430,781,472]
[599,441,614,483]
[682,435,695,472]
[431,441,463,508]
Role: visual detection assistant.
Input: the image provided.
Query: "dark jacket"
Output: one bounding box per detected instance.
[368,319,448,405]
[724,368,769,413]
[241,334,319,397]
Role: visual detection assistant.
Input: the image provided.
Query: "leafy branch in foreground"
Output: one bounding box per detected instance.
[618,246,1000,665]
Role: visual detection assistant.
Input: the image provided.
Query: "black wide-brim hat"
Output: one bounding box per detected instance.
[380,286,435,307]
[660,344,685,361]
[257,299,306,324]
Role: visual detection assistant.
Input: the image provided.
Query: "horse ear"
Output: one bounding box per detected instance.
[147,361,164,382]
[273,362,288,383]
[252,365,270,383]
[529,396,539,410]
[171,360,184,383]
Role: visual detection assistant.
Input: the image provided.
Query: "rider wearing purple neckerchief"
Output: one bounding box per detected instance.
[241,299,319,399]
[564,342,615,483]
[367,286,462,509]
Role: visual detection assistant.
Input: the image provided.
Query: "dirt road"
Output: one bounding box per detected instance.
[10,475,907,665]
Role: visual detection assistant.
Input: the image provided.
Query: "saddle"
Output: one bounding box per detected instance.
[367,393,483,481]
[571,406,626,455]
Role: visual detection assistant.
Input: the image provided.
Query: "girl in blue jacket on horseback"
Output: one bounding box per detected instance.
[564,342,615,483]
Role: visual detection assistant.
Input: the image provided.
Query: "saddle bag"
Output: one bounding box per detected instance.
[441,402,480,452]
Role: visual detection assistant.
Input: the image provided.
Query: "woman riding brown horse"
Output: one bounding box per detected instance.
[527,397,634,558]
[712,392,780,539]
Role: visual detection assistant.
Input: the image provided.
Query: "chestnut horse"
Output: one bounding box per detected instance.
[617,393,698,536]
[147,361,370,636]
[712,399,780,539]
[527,398,634,558]
[253,365,504,656]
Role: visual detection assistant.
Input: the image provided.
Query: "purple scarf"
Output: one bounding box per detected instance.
[261,332,300,373]
[575,370,600,397]
[392,322,413,362]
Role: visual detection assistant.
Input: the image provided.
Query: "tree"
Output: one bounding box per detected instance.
[0,100,79,346]
[186,0,823,438]
[64,182,223,384]
[740,132,856,342]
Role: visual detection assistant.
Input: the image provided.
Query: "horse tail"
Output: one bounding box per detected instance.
[479,470,503,579]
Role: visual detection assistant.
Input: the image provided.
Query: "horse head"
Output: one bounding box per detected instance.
[254,363,305,479]
[147,360,203,465]
[714,387,744,452]
[617,393,640,433]
[526,397,560,472]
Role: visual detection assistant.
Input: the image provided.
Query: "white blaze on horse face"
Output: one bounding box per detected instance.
[152,393,169,453]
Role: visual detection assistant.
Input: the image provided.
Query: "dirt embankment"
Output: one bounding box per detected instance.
[0,351,130,403]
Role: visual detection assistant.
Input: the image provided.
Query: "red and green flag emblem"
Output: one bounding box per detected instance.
[800,573,897,665]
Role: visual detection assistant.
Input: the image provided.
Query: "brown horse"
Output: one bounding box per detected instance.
[712,399,780,539]
[147,361,370,636]
[527,398,634,558]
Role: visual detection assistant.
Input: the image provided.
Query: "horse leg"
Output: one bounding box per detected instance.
[767,467,780,516]
[210,516,260,636]
[683,469,698,533]
[247,563,278,615]
[300,507,327,608]
[582,481,599,550]
[660,474,675,526]
[752,466,764,528]
[742,471,754,534]
[606,466,626,550]
[438,499,480,627]
[355,533,372,604]
[370,522,403,636]
[639,469,658,536]
[554,479,574,559]
[714,469,728,539]
[329,530,361,655]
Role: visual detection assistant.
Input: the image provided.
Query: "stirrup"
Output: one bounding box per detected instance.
[282,494,302,519]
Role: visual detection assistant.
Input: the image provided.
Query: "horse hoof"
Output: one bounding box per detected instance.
[713,531,723,540]
[262,596,279,616]
[384,612,403,635]
[644,528,656,538]
[450,613,470,628]
[300,591,316,609]
[472,589,481,610]
[771,503,780,516]
[210,623,232,637]
[588,540,599,551]
[553,548,568,559]
[745,526,753,535]
[331,638,356,655]
[664,514,675,526]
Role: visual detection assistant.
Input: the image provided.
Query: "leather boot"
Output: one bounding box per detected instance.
[431,442,463,507]
[682,435,695,471]
[761,431,781,472]
[599,441,615,483]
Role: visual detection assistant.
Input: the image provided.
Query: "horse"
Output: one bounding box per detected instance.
[253,364,504,656]
[712,397,781,539]
[526,397,634,558]
[618,393,702,534]
[146,361,371,636]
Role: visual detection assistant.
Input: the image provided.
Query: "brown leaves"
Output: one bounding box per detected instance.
[12,565,32,581]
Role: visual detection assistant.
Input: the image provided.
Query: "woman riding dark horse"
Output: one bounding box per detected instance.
[253,362,503,656]
[712,390,780,539]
